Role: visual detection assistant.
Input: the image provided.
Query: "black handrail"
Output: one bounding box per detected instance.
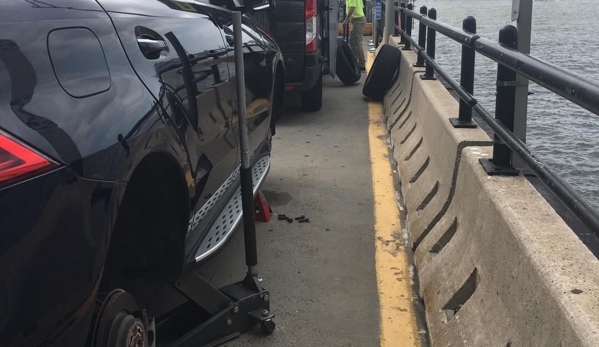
[471,103,599,236]
[401,32,477,106]
[402,8,477,45]
[401,6,599,117]
[474,37,599,116]
[392,5,599,235]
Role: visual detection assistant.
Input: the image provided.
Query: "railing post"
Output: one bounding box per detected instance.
[395,2,402,37]
[372,0,381,49]
[450,16,478,128]
[402,3,413,50]
[400,3,407,36]
[383,0,394,44]
[378,0,383,46]
[512,0,533,172]
[413,5,427,67]
[480,25,520,176]
[420,8,436,80]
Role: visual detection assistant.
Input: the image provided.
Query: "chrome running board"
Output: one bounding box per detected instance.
[194,156,270,263]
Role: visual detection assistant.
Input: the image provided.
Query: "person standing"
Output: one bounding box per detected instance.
[343,0,366,71]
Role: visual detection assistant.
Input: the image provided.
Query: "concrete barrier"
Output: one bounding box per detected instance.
[384,37,491,247]
[384,37,422,131]
[382,40,599,346]
[416,147,599,347]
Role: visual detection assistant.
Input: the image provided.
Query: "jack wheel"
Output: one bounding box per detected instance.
[260,319,276,335]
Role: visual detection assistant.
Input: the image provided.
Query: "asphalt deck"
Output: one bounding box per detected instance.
[198,73,381,346]
[196,50,425,345]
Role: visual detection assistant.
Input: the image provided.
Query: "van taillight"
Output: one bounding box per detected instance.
[0,132,56,188]
[305,0,318,53]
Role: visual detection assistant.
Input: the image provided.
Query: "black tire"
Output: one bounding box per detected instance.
[336,39,361,85]
[270,71,284,139]
[252,12,270,31]
[301,73,323,112]
[362,44,401,100]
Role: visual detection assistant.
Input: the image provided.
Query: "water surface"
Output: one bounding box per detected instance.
[413,0,599,210]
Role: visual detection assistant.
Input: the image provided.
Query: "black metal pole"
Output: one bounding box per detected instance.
[400,2,406,38]
[403,3,413,50]
[414,5,427,67]
[381,1,385,43]
[421,7,436,80]
[450,16,478,128]
[375,0,381,46]
[233,12,260,273]
[395,2,401,37]
[375,19,380,47]
[480,25,519,176]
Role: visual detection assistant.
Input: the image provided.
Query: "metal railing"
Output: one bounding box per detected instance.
[383,4,599,236]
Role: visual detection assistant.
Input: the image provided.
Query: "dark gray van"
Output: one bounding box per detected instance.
[254,0,338,111]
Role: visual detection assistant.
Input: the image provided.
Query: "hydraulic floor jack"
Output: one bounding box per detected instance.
[157,12,275,347]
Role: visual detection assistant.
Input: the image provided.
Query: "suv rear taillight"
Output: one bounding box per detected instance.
[0,132,57,188]
[305,0,318,53]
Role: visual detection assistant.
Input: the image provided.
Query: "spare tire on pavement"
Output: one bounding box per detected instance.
[362,44,401,100]
[336,39,361,85]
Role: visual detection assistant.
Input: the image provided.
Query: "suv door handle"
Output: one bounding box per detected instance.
[137,37,168,59]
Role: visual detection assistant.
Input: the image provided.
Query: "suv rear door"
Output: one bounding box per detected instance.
[96,0,238,237]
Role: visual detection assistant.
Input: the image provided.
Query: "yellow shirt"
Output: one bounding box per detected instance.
[346,0,365,19]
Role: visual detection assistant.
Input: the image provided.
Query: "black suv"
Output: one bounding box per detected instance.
[0,0,284,346]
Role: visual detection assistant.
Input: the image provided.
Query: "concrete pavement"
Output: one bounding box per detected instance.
[197,64,425,346]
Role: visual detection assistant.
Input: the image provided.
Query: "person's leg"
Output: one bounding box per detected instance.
[350,17,366,69]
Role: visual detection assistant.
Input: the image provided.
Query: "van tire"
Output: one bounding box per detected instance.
[336,39,361,85]
[301,73,323,112]
[252,12,270,30]
[362,44,401,100]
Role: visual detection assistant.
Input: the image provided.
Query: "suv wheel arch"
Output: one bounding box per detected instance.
[100,152,189,306]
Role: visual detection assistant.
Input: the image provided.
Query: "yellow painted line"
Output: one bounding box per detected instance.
[366,53,422,347]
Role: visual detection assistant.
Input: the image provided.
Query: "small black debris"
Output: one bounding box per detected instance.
[286,217,293,223]
[298,218,310,223]
[278,214,288,221]
[295,215,306,220]
[571,289,583,294]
